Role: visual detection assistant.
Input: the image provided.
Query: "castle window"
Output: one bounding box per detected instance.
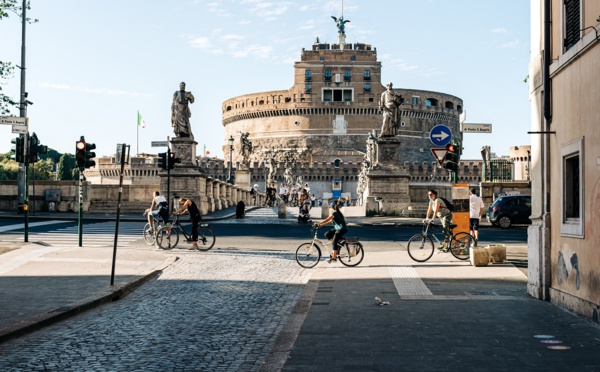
[344,69,351,81]
[412,96,419,105]
[445,101,454,110]
[305,70,312,81]
[324,69,332,81]
[350,56,356,61]
[305,84,312,93]
[320,57,325,62]
[363,70,371,80]
[364,84,371,92]
[425,98,438,107]
[323,88,354,102]
[333,159,342,168]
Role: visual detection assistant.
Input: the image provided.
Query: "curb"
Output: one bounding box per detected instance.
[0,255,178,345]
[259,280,319,372]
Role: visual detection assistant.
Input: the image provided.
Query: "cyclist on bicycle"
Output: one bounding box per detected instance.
[424,189,453,251]
[315,201,348,263]
[145,191,169,232]
[173,197,202,250]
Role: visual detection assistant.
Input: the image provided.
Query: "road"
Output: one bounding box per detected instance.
[0,218,528,370]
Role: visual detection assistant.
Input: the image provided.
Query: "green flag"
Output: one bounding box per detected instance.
[137,111,145,128]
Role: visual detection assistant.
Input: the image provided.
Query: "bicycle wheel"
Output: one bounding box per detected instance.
[295,241,322,268]
[143,223,155,245]
[407,234,434,262]
[450,232,474,261]
[338,242,364,267]
[197,227,216,251]
[156,226,179,250]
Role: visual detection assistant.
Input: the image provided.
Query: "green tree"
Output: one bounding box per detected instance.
[56,153,75,180]
[0,1,37,115]
[29,157,53,180]
[0,157,19,180]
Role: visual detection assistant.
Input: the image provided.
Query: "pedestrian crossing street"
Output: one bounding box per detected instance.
[1,221,145,248]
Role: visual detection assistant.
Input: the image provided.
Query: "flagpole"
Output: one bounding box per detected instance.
[136,111,139,155]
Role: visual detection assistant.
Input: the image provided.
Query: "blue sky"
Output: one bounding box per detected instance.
[0,0,530,160]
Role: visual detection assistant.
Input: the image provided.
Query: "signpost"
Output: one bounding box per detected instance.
[460,123,492,133]
[0,116,28,126]
[430,148,448,166]
[151,141,169,147]
[429,124,452,146]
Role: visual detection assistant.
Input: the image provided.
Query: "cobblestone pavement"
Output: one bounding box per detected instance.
[0,249,313,371]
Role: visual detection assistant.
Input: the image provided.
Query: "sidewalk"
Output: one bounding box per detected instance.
[262,251,600,371]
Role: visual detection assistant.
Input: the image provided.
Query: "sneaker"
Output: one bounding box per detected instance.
[474,239,478,247]
[188,245,198,251]
[327,255,337,263]
[437,245,446,251]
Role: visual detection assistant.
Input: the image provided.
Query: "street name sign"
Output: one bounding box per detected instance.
[151,141,169,147]
[429,124,452,146]
[12,125,27,134]
[460,123,492,133]
[1,116,28,126]
[430,147,448,166]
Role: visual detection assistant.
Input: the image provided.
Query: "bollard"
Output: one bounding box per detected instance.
[278,202,287,218]
[321,204,330,219]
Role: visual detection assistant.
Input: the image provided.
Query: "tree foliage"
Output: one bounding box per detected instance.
[57,153,75,180]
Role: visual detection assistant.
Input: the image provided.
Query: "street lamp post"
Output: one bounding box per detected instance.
[227,135,234,184]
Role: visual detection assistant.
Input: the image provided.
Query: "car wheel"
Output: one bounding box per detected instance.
[498,216,512,229]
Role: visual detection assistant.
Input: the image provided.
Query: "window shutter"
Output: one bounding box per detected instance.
[564,0,581,50]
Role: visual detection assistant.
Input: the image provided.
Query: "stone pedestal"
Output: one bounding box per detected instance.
[159,137,206,210]
[235,170,251,190]
[364,137,411,215]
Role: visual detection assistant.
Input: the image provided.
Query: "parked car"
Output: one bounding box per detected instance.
[487,195,531,228]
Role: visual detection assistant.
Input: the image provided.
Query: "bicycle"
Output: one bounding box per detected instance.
[406,220,474,262]
[155,214,216,251]
[295,225,364,268]
[142,211,165,245]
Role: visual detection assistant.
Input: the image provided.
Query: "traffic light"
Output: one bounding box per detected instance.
[76,138,86,169]
[28,132,48,164]
[84,141,96,169]
[158,152,167,169]
[168,151,181,170]
[75,136,96,170]
[442,139,460,173]
[11,136,25,163]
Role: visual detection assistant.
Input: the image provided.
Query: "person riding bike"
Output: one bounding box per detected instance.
[172,197,202,250]
[145,191,169,232]
[315,201,348,263]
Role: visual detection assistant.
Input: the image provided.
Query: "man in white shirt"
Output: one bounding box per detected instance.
[424,189,452,250]
[469,188,485,246]
[145,191,169,231]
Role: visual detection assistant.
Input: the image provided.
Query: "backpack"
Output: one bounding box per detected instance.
[438,197,454,212]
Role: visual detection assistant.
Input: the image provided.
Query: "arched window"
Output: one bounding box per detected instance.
[425,98,438,107]
[445,101,454,110]
[333,159,342,168]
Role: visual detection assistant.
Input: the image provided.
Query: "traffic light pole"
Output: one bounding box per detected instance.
[167,148,171,212]
[78,169,83,247]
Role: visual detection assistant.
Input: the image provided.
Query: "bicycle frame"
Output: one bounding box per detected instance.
[421,222,444,245]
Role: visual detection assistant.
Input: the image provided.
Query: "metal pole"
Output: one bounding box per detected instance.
[166,147,171,212]
[24,161,28,242]
[78,169,83,247]
[17,0,27,212]
[111,144,128,286]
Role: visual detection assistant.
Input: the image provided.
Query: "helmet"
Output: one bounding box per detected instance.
[253,184,258,188]
[330,201,337,208]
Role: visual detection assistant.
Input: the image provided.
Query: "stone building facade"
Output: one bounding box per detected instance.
[221,37,464,176]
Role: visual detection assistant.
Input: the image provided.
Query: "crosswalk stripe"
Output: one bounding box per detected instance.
[0,221,147,247]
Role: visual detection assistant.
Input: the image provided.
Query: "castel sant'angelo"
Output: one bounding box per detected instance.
[220,16,468,198]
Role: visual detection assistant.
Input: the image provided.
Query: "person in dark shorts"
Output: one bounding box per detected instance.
[173,197,202,250]
[315,201,348,263]
[145,191,169,231]
[469,188,485,246]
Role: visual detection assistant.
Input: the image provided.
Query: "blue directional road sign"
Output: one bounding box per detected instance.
[429,124,452,146]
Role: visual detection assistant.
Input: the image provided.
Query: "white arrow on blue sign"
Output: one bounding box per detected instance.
[429,124,452,146]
